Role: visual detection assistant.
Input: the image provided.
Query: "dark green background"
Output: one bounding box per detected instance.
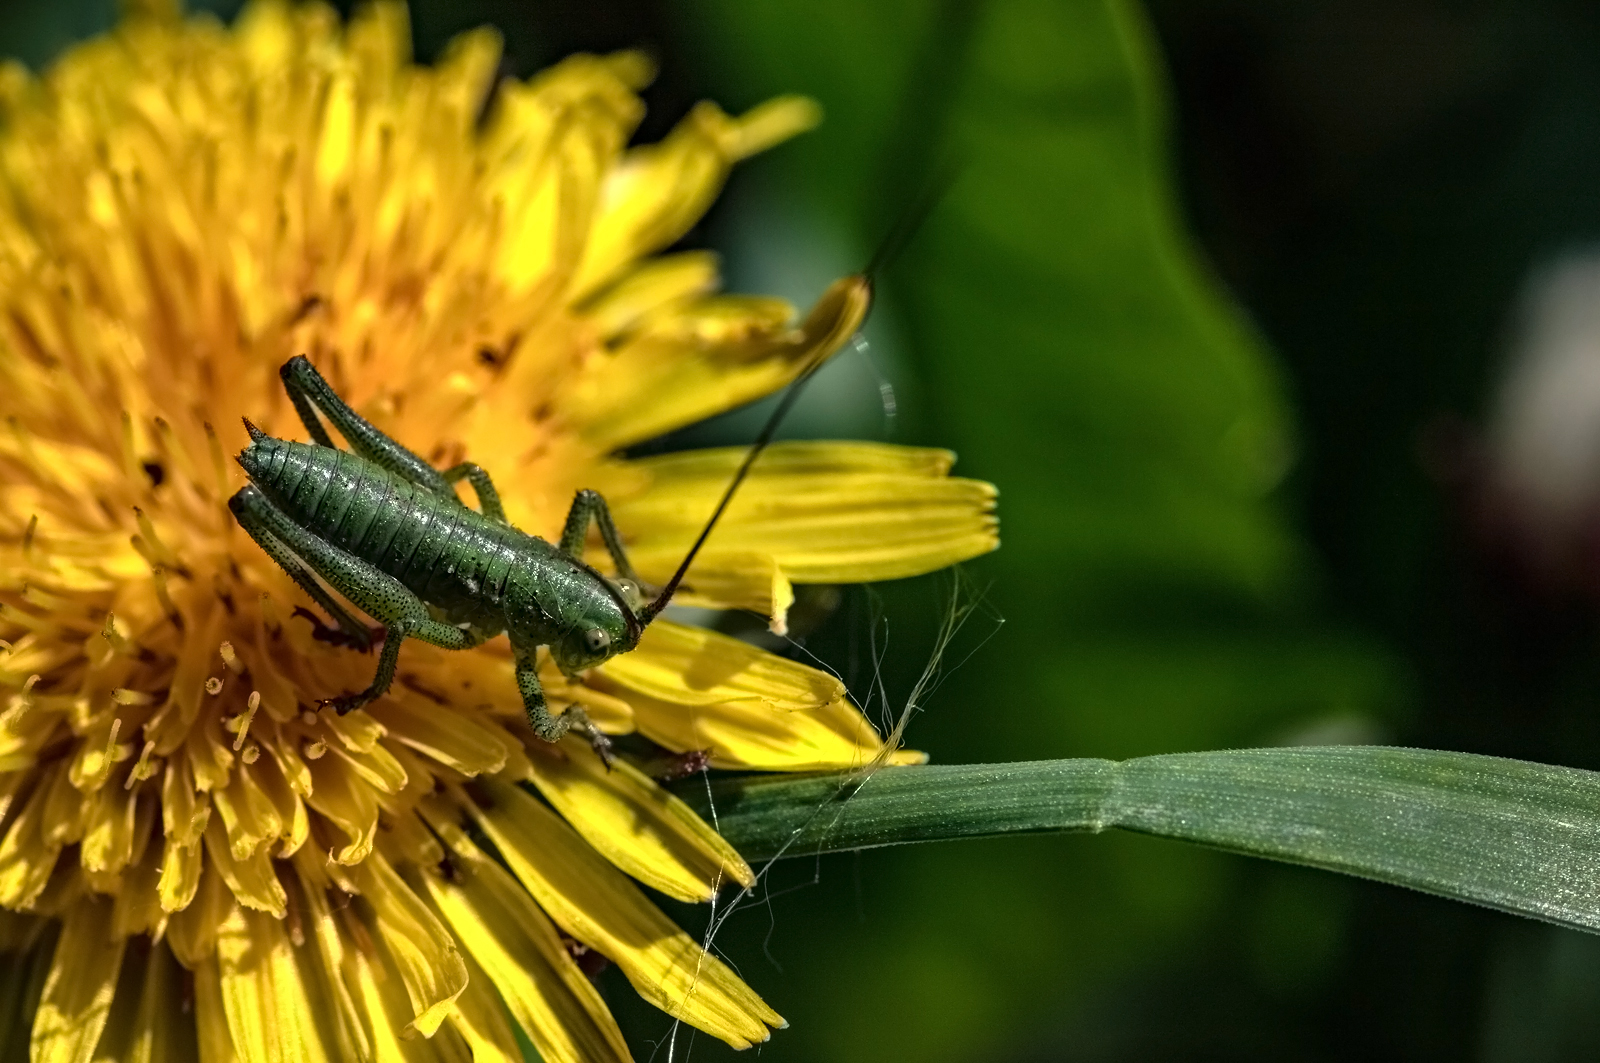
[13,0,1600,1058]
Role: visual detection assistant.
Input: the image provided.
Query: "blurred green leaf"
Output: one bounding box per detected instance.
[687,0,1302,615]
[688,749,1600,933]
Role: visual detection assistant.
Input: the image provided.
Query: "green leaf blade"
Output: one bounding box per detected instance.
[689,748,1600,934]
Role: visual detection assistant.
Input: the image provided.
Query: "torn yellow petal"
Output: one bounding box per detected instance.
[346,849,468,1038]
[470,778,781,1049]
[526,737,753,902]
[32,898,125,1063]
[216,904,332,1063]
[600,548,794,632]
[615,440,1000,585]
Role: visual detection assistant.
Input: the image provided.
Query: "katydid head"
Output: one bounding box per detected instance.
[534,569,646,675]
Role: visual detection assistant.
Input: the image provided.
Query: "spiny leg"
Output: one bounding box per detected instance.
[327,607,483,714]
[441,463,506,522]
[230,484,481,713]
[230,486,376,650]
[512,638,613,765]
[559,489,642,587]
[279,355,455,497]
[281,356,513,521]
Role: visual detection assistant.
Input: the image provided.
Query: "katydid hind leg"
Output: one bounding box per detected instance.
[279,356,457,498]
[229,486,377,650]
[229,483,477,713]
[513,638,614,764]
[327,611,486,714]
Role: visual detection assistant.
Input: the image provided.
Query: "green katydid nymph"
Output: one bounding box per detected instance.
[230,278,871,764]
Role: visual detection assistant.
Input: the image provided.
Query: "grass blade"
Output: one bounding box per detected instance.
[682,747,1600,933]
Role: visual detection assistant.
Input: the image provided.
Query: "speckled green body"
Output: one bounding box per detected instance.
[237,436,617,650]
[226,356,645,758]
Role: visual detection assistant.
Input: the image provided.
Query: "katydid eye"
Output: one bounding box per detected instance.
[584,628,611,654]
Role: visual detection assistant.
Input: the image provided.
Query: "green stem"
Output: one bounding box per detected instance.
[677,747,1600,934]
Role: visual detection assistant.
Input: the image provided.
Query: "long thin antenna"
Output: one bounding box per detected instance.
[639,165,955,627]
[638,307,866,624]
[862,156,959,283]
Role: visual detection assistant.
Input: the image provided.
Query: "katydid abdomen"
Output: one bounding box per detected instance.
[237,433,567,631]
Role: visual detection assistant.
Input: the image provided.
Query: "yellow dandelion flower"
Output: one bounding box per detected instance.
[0,1,998,1060]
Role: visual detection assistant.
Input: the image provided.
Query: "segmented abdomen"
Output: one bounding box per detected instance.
[239,438,524,619]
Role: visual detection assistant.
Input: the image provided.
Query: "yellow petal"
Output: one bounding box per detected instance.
[485,54,643,295]
[617,683,925,771]
[166,863,231,968]
[565,275,870,449]
[192,958,238,1063]
[295,881,374,1063]
[346,849,468,1038]
[416,803,634,1063]
[581,251,719,340]
[337,909,438,1063]
[211,762,282,861]
[249,750,309,857]
[31,898,125,1063]
[593,548,794,632]
[156,836,202,914]
[303,752,379,865]
[595,622,918,770]
[216,903,332,1063]
[371,698,509,777]
[526,737,753,901]
[468,778,782,1049]
[203,814,287,917]
[0,768,62,907]
[614,440,999,586]
[444,963,524,1063]
[110,831,165,939]
[570,96,818,299]
[80,785,139,874]
[601,619,841,709]
[91,940,193,1063]
[327,740,408,796]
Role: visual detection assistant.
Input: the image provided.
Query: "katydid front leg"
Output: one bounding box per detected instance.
[513,638,614,765]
